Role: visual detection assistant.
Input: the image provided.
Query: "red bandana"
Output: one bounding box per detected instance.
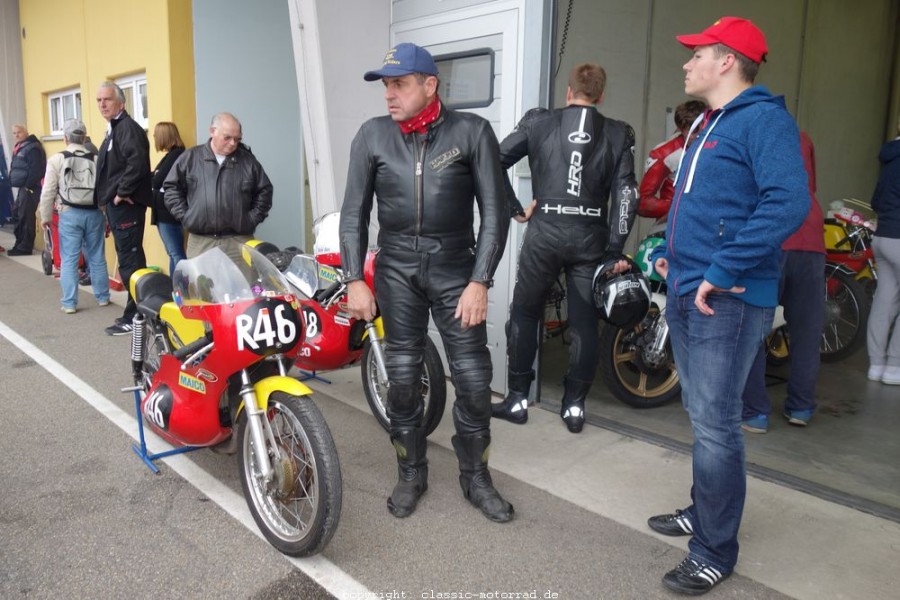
[398,96,442,135]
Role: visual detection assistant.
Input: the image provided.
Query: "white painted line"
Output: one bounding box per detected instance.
[0,319,369,597]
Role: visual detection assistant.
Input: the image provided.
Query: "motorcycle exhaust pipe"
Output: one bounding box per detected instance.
[131,313,145,382]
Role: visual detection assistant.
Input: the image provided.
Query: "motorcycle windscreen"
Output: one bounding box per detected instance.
[172,245,293,304]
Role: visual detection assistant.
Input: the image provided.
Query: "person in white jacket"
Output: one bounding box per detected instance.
[39,119,110,313]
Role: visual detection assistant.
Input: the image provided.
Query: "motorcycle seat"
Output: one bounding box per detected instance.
[134,270,173,319]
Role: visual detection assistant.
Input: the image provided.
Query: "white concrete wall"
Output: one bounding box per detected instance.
[193,0,305,249]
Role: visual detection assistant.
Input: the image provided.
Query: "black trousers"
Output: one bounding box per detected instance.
[12,187,39,252]
[508,218,607,384]
[106,203,147,322]
[375,245,493,435]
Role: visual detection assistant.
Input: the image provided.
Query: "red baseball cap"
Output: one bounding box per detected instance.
[676,17,768,64]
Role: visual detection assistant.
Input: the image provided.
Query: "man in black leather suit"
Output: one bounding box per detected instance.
[492,63,638,433]
[340,43,513,522]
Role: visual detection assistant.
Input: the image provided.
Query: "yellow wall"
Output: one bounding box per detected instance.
[18,0,196,274]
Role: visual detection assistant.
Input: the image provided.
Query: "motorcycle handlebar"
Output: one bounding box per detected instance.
[172,332,214,361]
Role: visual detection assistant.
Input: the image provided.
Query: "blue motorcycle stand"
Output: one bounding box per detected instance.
[298,369,331,384]
[126,386,201,474]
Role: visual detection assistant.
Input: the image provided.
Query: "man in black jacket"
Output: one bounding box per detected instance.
[94,81,152,336]
[492,63,638,433]
[7,124,46,255]
[340,43,512,522]
[163,112,273,262]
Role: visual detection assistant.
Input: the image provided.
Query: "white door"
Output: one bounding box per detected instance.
[392,1,523,393]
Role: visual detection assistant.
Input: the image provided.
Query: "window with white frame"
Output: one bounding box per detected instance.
[116,74,148,129]
[48,88,82,136]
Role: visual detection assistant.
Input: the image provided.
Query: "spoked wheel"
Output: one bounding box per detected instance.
[237,392,342,557]
[820,269,869,363]
[361,336,447,435]
[599,309,680,408]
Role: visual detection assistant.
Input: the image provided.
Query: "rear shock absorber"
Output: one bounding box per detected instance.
[131,313,146,383]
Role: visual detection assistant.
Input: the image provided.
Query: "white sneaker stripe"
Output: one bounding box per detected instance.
[676,515,693,533]
[696,567,722,585]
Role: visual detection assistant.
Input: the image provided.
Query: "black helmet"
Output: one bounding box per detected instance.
[592,257,651,329]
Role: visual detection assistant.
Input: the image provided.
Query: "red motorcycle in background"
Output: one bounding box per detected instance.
[254,213,448,436]
[820,202,877,362]
[127,244,342,557]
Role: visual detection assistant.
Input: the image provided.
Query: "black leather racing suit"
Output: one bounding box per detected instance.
[339,107,508,434]
[500,105,637,387]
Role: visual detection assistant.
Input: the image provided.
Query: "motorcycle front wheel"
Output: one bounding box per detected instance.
[598,311,680,409]
[237,392,342,557]
[361,336,447,436]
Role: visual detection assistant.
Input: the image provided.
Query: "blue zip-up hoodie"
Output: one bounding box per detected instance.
[650,85,809,307]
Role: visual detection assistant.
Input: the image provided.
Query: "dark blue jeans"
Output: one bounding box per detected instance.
[742,251,825,417]
[156,221,187,275]
[666,292,774,572]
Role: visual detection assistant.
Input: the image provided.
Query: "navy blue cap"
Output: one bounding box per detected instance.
[364,43,439,81]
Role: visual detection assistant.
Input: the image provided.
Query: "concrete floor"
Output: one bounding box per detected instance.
[5,224,900,598]
[539,325,900,521]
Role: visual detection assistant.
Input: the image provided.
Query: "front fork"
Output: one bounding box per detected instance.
[648,293,669,358]
[238,357,290,485]
[365,320,390,383]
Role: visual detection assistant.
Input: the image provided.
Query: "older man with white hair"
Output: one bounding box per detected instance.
[163,112,273,261]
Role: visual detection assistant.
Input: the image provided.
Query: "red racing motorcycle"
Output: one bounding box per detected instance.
[127,243,342,557]
[256,213,447,436]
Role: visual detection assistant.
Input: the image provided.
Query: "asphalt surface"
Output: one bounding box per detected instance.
[0,248,853,599]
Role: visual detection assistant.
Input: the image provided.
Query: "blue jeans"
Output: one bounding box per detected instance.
[666,292,773,572]
[156,222,186,274]
[58,207,110,308]
[743,251,824,417]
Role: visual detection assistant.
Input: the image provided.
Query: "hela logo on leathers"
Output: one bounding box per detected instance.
[541,204,602,217]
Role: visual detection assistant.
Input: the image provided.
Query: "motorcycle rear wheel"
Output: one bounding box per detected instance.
[765,326,791,366]
[237,392,342,557]
[361,336,447,436]
[821,269,869,363]
[598,311,680,409]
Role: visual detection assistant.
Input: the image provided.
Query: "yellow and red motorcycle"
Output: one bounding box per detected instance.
[127,243,342,557]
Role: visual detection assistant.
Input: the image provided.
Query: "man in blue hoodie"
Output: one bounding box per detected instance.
[645,17,809,595]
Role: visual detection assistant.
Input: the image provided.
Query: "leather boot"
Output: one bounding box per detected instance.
[491,370,534,424]
[387,427,428,518]
[452,434,514,523]
[560,378,592,433]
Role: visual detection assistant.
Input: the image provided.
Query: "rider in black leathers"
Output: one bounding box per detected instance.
[340,43,513,522]
[493,63,638,433]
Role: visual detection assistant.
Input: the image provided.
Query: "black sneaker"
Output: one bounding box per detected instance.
[105,321,133,336]
[663,557,731,595]
[648,509,694,536]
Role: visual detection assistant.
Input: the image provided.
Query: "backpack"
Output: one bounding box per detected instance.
[59,150,97,206]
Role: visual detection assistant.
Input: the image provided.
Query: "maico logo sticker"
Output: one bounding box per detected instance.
[318,264,338,283]
[178,372,207,394]
[236,298,302,356]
